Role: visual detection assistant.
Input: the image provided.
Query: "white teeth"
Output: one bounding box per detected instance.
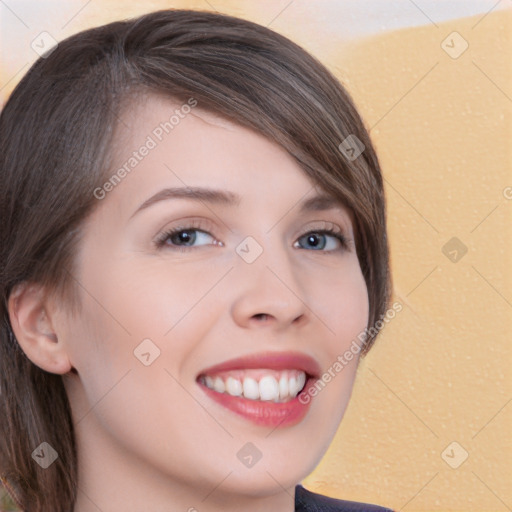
[279,374,289,400]
[202,370,308,403]
[297,371,306,391]
[259,376,280,401]
[288,375,299,397]
[242,377,260,400]
[225,376,243,396]
[213,377,225,393]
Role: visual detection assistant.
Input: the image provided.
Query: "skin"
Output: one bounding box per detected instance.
[9,94,369,512]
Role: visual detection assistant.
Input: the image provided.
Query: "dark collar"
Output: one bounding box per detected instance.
[295,484,394,512]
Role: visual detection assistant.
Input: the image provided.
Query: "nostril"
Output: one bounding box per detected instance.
[254,313,269,321]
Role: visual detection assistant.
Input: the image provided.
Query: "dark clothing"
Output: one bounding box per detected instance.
[295,485,394,512]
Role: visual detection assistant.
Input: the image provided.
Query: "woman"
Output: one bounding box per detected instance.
[0,9,392,511]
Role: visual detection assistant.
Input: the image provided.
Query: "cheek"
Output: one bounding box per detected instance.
[306,259,368,402]
[74,256,222,386]
[312,259,370,352]
[64,299,130,398]
[297,263,368,465]
[100,256,221,338]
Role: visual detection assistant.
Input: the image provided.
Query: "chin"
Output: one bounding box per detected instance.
[216,469,301,497]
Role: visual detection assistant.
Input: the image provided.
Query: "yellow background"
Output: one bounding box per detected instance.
[1,1,511,511]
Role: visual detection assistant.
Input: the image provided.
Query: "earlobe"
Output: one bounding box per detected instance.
[7,282,73,375]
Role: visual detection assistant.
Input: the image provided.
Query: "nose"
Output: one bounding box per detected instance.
[229,241,309,331]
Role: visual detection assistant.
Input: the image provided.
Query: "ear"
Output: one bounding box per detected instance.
[8,282,73,375]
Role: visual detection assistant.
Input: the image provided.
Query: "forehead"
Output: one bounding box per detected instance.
[100,93,355,226]
[109,93,316,191]
[116,92,239,140]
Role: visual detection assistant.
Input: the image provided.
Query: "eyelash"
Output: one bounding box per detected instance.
[154,221,349,254]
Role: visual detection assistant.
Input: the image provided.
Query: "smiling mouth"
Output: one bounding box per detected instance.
[195,351,320,427]
[197,369,309,403]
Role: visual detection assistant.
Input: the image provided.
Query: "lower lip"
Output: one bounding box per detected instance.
[198,378,316,428]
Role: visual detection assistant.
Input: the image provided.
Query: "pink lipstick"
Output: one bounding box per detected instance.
[197,352,321,428]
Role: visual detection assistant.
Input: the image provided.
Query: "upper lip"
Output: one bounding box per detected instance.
[197,351,321,379]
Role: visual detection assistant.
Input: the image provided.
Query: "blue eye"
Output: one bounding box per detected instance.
[295,229,348,251]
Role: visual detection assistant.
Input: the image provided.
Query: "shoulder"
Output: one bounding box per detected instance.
[295,484,394,512]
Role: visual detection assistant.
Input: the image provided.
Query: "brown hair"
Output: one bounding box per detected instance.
[0,8,390,511]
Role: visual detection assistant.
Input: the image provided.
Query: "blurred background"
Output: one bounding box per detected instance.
[1,1,511,510]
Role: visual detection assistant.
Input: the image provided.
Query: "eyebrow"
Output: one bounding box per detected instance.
[129,186,346,219]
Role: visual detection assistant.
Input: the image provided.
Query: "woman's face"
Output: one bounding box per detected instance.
[59,94,369,503]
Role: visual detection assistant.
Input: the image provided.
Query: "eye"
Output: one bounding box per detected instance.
[295,228,348,252]
[154,220,222,252]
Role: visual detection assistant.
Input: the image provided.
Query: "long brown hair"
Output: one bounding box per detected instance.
[0,9,390,511]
